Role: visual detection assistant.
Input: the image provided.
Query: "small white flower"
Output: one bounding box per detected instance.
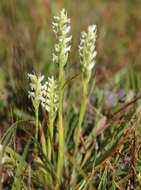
[62,25,71,35]
[52,22,58,27]
[53,16,59,20]
[38,75,44,82]
[65,36,72,43]
[62,46,71,54]
[53,53,58,63]
[55,44,60,52]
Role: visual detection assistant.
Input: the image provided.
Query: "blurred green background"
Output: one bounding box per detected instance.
[0,0,141,125]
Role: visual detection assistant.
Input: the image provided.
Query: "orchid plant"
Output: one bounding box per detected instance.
[27,8,97,187]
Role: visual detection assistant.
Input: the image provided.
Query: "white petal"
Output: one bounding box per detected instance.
[28,91,34,97]
[61,8,65,14]
[53,53,58,62]
[41,102,45,107]
[59,37,63,42]
[55,44,60,52]
[38,75,44,82]
[53,16,59,20]
[45,105,50,112]
[42,85,47,90]
[40,97,45,102]
[28,74,37,82]
[78,45,83,50]
[52,22,58,27]
[63,26,71,35]
[64,46,71,53]
[65,35,72,43]
[30,83,35,90]
[91,24,96,31]
[46,99,51,104]
[89,61,95,70]
[92,51,97,59]
[81,32,86,38]
[53,28,57,34]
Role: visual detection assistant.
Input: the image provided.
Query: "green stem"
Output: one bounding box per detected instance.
[74,80,88,156]
[57,64,65,183]
[48,115,54,161]
[47,115,54,184]
[35,107,39,153]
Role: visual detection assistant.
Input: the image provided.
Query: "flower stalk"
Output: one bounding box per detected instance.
[52,8,72,183]
[28,73,45,153]
[75,25,97,155]
[41,76,59,161]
